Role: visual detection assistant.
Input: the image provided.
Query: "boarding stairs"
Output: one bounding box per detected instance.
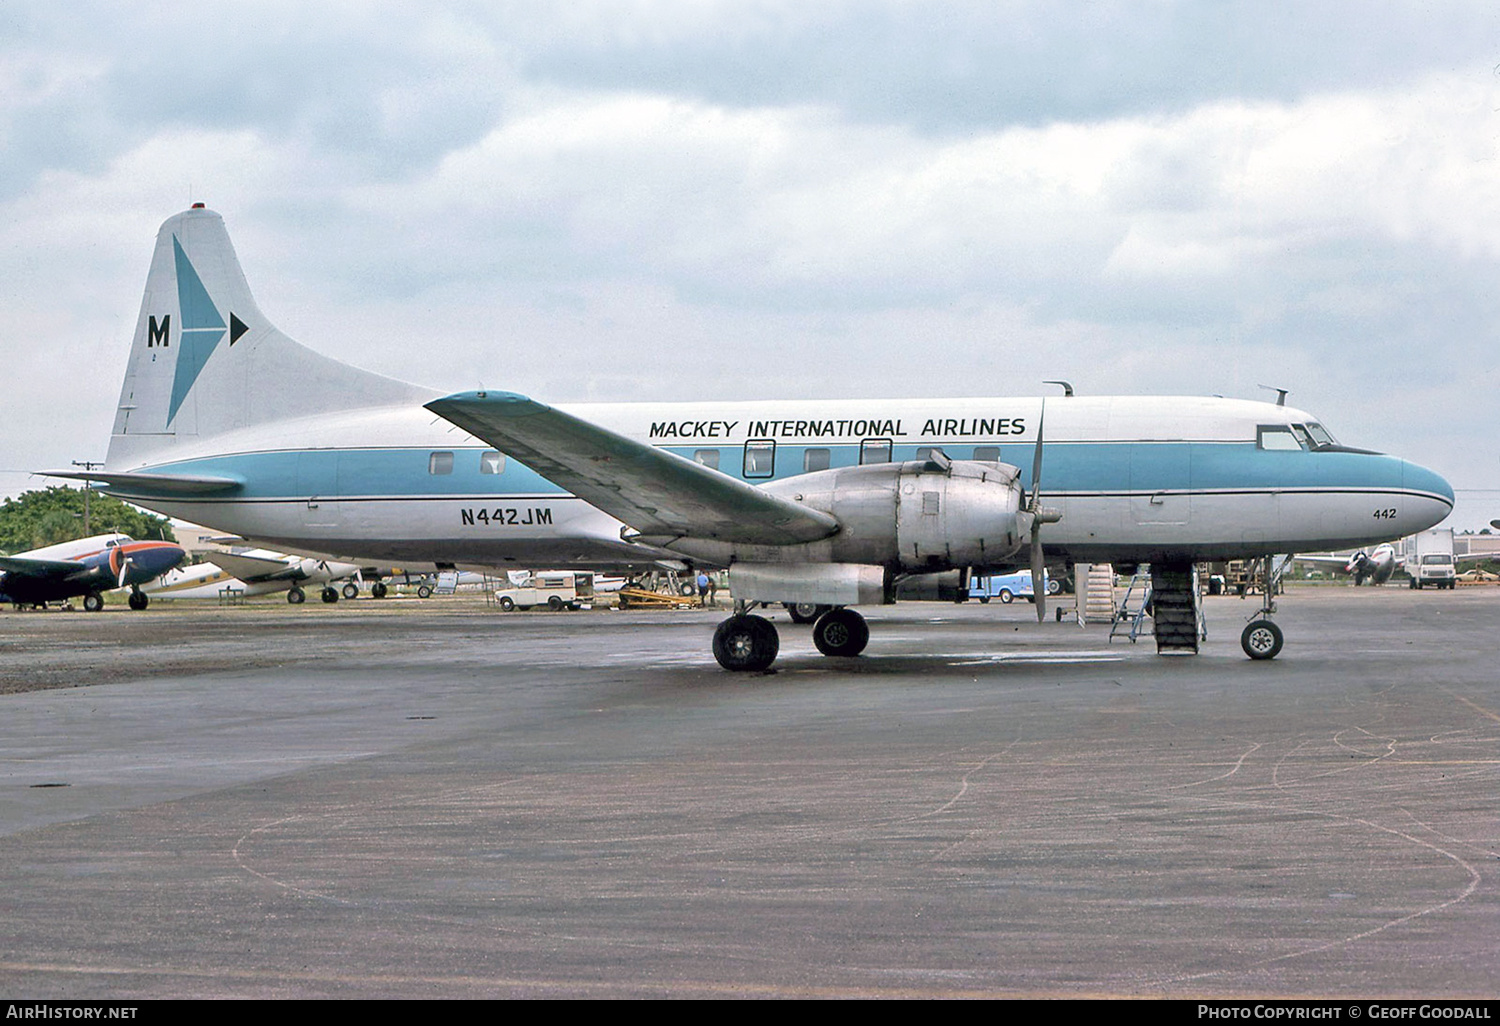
[1147,562,1205,654]
[1074,563,1117,625]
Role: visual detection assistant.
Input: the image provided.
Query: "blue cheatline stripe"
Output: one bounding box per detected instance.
[126,440,1445,504]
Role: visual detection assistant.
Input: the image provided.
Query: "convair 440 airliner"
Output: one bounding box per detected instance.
[46,206,1453,669]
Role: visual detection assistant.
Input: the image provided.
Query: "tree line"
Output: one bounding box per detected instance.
[0,487,176,554]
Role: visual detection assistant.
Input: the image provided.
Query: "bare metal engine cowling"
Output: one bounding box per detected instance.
[665,458,1028,575]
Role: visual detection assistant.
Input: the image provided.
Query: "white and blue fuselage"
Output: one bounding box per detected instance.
[101,394,1452,572]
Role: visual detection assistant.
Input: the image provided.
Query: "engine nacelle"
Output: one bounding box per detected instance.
[760,457,1027,573]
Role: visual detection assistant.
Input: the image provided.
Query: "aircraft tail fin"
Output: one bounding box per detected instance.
[106,206,430,470]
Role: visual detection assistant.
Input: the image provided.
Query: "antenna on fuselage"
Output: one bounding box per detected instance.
[1257,384,1289,406]
[1043,380,1074,397]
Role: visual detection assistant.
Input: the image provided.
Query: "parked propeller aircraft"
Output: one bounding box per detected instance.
[43,207,1454,667]
[0,533,185,611]
[1294,543,1401,586]
[142,548,363,603]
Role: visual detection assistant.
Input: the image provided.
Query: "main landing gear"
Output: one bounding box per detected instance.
[713,604,870,671]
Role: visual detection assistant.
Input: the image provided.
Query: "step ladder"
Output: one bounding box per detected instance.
[1109,566,1153,643]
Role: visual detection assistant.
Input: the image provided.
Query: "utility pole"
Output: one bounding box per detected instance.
[71,461,102,535]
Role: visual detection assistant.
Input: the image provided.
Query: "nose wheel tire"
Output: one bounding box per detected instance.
[712,614,780,672]
[127,589,148,611]
[812,608,870,657]
[1241,619,1284,660]
[321,587,339,603]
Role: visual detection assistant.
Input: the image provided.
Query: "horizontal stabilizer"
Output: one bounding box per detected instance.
[426,391,839,546]
[39,469,244,495]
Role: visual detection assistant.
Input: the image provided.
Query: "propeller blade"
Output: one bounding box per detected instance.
[1029,399,1046,502]
[1029,399,1047,623]
[117,556,131,588]
[1031,527,1047,623]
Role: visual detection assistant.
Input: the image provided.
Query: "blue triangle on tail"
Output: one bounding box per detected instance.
[167,237,227,424]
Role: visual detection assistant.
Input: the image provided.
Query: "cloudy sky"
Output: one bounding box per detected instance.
[2,1,1498,530]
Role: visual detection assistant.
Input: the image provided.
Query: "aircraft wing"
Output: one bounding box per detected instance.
[1292,553,1356,569]
[426,391,839,545]
[0,555,87,579]
[206,552,298,582]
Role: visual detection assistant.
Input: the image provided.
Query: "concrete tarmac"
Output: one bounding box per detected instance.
[0,587,1496,998]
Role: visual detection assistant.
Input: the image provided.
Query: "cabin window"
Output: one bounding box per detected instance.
[803,448,831,473]
[429,451,455,474]
[480,451,505,475]
[1256,426,1305,451]
[973,446,1001,462]
[693,449,720,470]
[743,441,776,478]
[860,439,892,465]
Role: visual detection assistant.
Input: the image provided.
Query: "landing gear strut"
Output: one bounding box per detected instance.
[1239,555,1286,660]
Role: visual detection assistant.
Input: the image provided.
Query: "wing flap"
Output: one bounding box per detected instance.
[426,391,838,546]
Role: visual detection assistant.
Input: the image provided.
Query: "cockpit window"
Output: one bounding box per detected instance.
[1257,425,1306,451]
[1304,422,1338,448]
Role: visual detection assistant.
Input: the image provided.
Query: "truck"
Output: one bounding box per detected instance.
[1404,529,1456,590]
[494,571,595,610]
[969,569,1061,604]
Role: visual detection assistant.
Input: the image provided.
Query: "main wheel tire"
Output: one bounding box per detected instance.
[498,596,516,611]
[998,589,1014,604]
[1241,619,1284,660]
[712,614,780,672]
[288,587,306,604]
[127,590,148,611]
[342,583,360,600]
[83,592,104,613]
[812,608,870,657]
[785,602,829,624]
[371,582,388,599]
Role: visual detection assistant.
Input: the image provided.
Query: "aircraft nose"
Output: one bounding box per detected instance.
[142,545,187,577]
[1403,460,1454,532]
